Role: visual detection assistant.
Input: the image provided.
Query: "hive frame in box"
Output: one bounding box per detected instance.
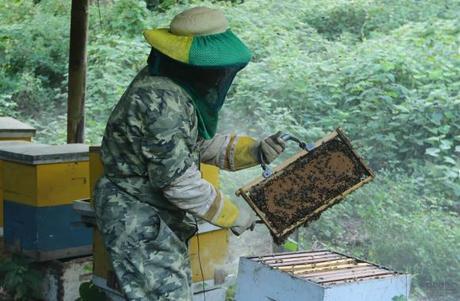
[236,128,375,243]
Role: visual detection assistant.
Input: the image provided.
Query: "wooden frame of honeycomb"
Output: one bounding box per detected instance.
[236,128,374,243]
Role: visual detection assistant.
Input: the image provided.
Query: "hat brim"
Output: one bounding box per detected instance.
[143,29,252,67]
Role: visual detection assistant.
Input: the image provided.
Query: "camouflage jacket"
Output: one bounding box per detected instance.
[101,67,200,222]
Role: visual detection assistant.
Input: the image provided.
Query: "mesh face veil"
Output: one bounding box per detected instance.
[148,48,247,139]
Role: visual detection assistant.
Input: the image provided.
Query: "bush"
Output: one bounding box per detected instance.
[0,0,70,142]
[301,0,460,40]
[0,254,43,301]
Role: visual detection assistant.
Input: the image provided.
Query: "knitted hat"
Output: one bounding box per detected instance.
[143,7,252,67]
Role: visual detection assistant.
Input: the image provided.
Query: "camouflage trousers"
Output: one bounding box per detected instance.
[94,177,194,301]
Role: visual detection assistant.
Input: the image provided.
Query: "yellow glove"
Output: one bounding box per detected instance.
[202,190,255,234]
[227,135,259,170]
[203,192,239,227]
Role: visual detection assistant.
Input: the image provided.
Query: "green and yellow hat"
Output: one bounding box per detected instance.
[143,7,252,67]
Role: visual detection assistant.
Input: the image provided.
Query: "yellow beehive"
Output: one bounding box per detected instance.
[188,222,229,282]
[89,146,229,288]
[1,144,90,207]
[0,143,92,260]
[0,117,36,142]
[0,141,31,231]
[0,117,35,231]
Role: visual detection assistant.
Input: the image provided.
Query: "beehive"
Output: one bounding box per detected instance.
[89,146,229,295]
[1,143,92,261]
[0,116,35,232]
[236,250,411,301]
[0,117,36,141]
[0,141,30,232]
[237,129,374,243]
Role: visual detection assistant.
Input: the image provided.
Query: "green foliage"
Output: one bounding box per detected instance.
[76,281,108,301]
[0,254,43,301]
[225,284,235,301]
[144,0,184,12]
[0,0,69,142]
[99,0,149,36]
[84,33,146,144]
[301,0,460,40]
[282,238,299,252]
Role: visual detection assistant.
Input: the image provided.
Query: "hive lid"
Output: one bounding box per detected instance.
[0,143,89,164]
[248,250,403,287]
[0,117,36,137]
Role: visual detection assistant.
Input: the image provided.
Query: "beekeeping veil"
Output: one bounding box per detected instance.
[144,7,252,139]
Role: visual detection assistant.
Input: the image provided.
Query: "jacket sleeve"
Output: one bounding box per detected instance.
[199,134,261,171]
[162,162,240,228]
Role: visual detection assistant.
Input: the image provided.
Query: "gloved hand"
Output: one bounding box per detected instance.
[259,131,286,164]
[231,205,257,236]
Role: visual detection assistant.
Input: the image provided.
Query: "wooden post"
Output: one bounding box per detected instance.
[67,0,89,143]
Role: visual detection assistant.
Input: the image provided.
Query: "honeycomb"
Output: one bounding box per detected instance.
[238,130,373,243]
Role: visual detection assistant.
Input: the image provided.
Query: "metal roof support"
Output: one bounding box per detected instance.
[67,0,89,143]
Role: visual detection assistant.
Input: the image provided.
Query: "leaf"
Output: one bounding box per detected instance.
[443,156,457,165]
[283,238,299,252]
[425,148,440,157]
[430,112,443,125]
[439,139,453,150]
[79,282,107,301]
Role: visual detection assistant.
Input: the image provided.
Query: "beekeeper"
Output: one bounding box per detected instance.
[93,7,286,300]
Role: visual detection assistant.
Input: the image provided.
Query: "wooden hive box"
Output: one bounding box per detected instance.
[0,117,36,141]
[0,141,30,232]
[0,143,92,261]
[236,250,410,301]
[0,116,35,232]
[237,129,374,243]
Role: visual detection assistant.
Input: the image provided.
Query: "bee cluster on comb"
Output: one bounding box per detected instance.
[237,129,374,244]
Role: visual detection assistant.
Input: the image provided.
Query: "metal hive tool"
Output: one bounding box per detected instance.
[236,128,374,243]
